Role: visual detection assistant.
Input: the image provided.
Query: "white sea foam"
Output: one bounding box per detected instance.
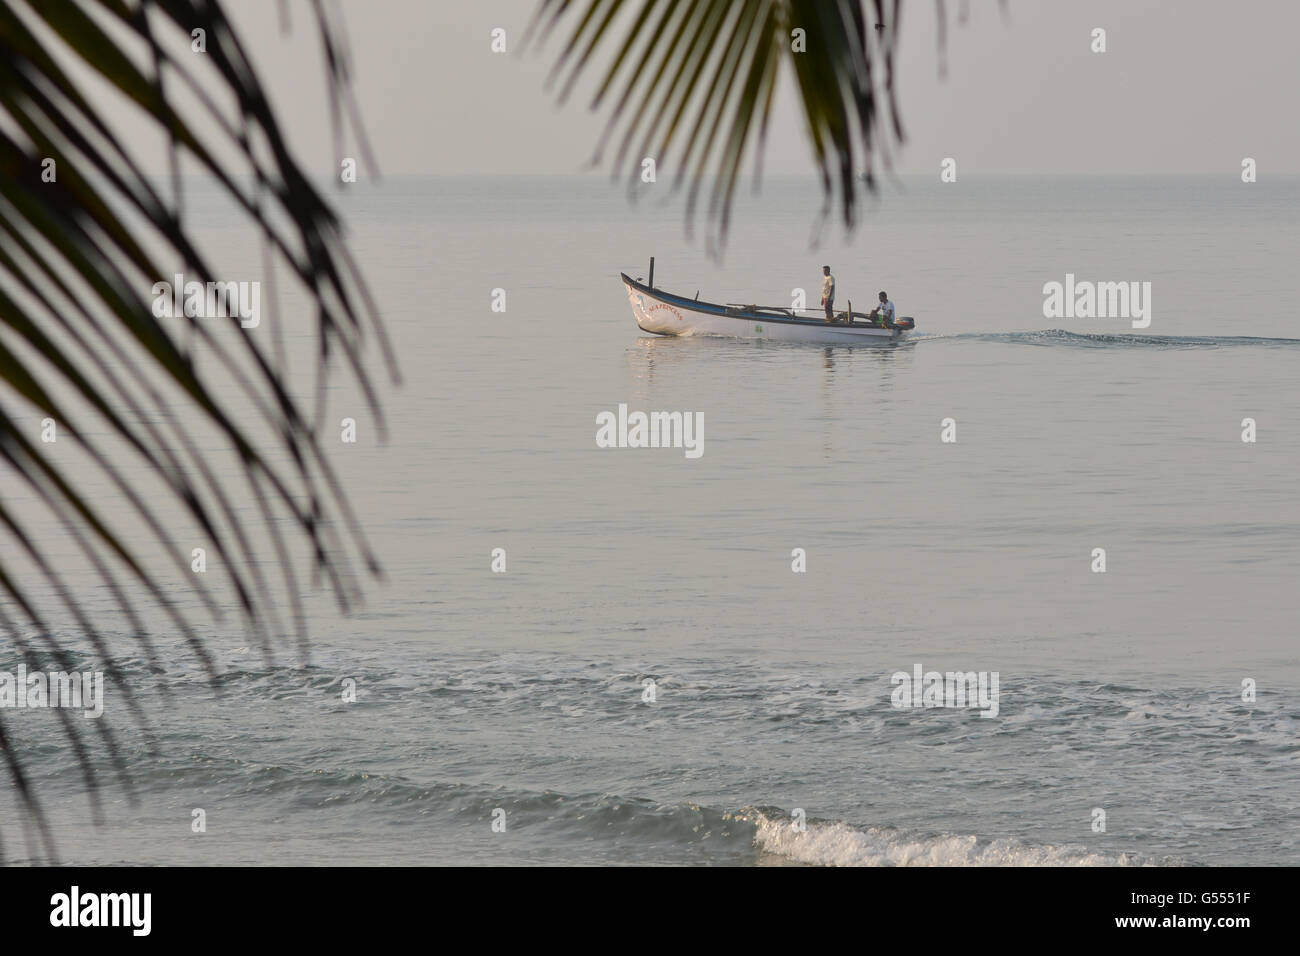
[752,813,1145,867]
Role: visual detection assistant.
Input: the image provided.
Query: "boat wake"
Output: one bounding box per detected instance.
[916,329,1300,349]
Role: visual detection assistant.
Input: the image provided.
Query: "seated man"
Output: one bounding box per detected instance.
[871,291,896,327]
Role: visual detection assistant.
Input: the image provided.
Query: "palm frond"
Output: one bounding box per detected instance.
[0,0,394,860]
[528,0,908,254]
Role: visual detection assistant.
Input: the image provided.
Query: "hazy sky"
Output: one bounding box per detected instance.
[94,0,1300,178]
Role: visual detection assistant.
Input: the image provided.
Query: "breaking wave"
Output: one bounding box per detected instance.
[745,811,1154,867]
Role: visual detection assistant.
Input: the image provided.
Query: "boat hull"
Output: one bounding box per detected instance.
[622,274,909,345]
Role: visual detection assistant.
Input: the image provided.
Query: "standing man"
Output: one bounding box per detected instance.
[821,265,836,322]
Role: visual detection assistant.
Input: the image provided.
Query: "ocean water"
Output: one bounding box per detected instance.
[2,175,1298,865]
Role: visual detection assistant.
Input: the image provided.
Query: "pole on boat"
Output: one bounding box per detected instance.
[648,256,655,290]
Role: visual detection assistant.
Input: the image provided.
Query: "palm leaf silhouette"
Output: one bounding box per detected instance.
[530,0,997,253]
[0,0,395,860]
[528,0,911,255]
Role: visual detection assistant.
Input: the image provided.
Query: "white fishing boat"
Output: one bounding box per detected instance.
[621,259,915,345]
